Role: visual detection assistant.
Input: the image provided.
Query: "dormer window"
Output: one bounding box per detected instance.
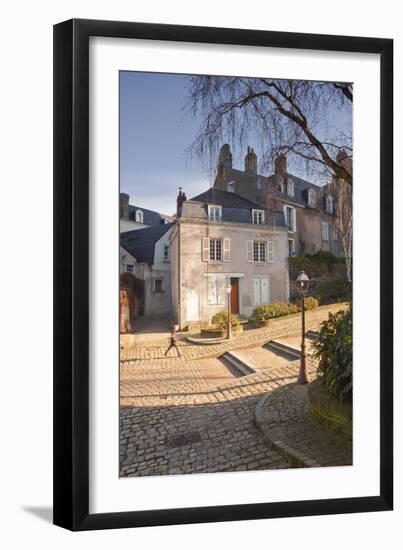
[135,209,144,223]
[252,209,265,224]
[326,195,334,214]
[208,205,222,222]
[227,181,235,193]
[308,189,316,208]
[287,177,294,197]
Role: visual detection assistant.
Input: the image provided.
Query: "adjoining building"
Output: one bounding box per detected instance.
[120,223,174,328]
[170,188,289,329]
[119,192,174,233]
[213,144,341,257]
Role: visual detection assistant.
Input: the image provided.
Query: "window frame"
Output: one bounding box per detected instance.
[253,240,267,263]
[209,238,223,261]
[308,188,316,208]
[126,264,134,273]
[207,204,222,222]
[326,194,334,214]
[252,209,265,225]
[284,205,296,232]
[321,221,329,241]
[135,209,144,223]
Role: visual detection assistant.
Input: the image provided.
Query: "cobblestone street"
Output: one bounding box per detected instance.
[120,304,347,477]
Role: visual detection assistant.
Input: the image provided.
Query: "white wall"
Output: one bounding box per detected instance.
[0,1,401,549]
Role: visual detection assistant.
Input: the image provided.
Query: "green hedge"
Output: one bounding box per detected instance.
[211,311,240,330]
[289,251,343,276]
[312,307,352,401]
[312,278,352,304]
[253,297,319,321]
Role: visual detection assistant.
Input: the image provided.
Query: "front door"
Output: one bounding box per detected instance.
[230,278,239,315]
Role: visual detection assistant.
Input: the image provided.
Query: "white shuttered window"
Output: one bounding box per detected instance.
[202,237,230,262]
[253,278,270,305]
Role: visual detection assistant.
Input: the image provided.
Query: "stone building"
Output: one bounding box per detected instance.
[170,188,289,328]
[120,223,174,326]
[119,192,174,233]
[213,144,341,257]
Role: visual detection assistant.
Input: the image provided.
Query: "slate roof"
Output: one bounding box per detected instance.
[128,204,173,226]
[120,223,174,265]
[267,173,323,208]
[188,188,287,227]
[190,188,264,210]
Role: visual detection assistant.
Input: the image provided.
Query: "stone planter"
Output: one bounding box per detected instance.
[308,379,352,436]
[200,325,243,337]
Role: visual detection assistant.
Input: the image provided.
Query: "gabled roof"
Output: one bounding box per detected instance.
[128,204,173,226]
[190,187,265,210]
[120,223,174,265]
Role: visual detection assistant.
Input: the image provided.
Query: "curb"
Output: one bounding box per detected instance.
[254,388,322,469]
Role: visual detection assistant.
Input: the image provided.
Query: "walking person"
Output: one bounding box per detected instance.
[164,324,182,357]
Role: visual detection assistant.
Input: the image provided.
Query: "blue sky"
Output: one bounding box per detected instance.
[120,72,351,216]
[120,72,209,216]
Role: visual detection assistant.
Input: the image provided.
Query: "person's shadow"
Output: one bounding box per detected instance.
[22,506,53,523]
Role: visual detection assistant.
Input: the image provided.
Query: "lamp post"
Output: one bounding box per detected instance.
[225,282,232,340]
[296,271,310,385]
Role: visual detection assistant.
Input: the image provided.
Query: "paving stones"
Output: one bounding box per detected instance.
[119,304,349,477]
[254,383,352,468]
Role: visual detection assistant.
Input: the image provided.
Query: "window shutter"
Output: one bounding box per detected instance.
[207,278,217,304]
[253,278,261,305]
[246,240,253,262]
[223,238,230,262]
[217,277,226,305]
[202,237,210,261]
[260,278,269,304]
[267,241,274,263]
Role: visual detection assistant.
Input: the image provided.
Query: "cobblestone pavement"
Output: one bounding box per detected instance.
[255,384,352,467]
[120,304,347,477]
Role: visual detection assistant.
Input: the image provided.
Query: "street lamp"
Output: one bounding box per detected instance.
[296,270,310,384]
[225,282,232,340]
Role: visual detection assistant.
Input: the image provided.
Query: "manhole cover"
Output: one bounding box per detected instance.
[168,431,202,448]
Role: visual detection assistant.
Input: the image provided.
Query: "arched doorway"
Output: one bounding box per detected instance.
[120,272,145,333]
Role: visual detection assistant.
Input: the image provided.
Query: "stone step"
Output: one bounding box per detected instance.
[265,340,301,360]
[220,350,257,378]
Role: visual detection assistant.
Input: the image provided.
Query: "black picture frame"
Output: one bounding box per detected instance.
[53,18,393,531]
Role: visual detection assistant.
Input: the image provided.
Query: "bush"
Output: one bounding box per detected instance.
[304,296,320,310]
[312,307,352,401]
[312,279,351,304]
[211,311,240,331]
[289,251,341,277]
[253,298,319,321]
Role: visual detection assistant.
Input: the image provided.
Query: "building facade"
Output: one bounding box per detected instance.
[171,188,289,328]
[213,144,341,257]
[120,223,174,325]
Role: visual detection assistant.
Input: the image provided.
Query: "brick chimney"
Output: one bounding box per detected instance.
[336,149,352,176]
[274,154,287,191]
[176,187,187,218]
[244,146,257,173]
[217,143,232,170]
[120,192,129,219]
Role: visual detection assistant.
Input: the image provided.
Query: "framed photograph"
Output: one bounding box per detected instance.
[53,19,393,530]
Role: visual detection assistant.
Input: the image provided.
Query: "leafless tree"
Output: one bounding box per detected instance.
[185,76,352,186]
[331,174,353,283]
